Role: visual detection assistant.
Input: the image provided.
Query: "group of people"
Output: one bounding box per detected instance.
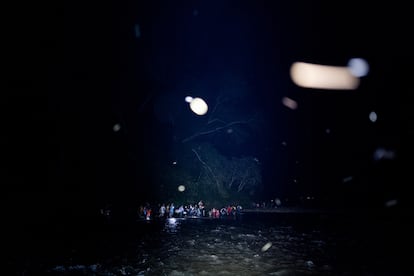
[138,200,243,220]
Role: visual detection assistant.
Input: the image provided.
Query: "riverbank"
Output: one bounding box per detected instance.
[241,207,414,218]
[241,207,339,214]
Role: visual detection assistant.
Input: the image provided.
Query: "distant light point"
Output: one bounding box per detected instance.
[282,96,298,110]
[373,147,396,161]
[185,96,193,103]
[275,198,281,206]
[369,111,377,122]
[178,185,185,192]
[342,176,353,183]
[172,161,177,165]
[347,58,369,77]
[385,199,398,208]
[113,124,121,132]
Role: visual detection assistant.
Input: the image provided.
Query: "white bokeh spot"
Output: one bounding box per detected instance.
[369,111,377,122]
[348,58,369,77]
[113,123,121,132]
[189,97,208,115]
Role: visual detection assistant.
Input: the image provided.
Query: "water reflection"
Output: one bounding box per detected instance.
[21,213,408,275]
[154,219,327,275]
[164,217,181,234]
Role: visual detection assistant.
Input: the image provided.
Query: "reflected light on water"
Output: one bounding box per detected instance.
[40,213,408,275]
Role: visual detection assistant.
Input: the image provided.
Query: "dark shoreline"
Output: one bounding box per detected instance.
[241,206,413,216]
[242,207,336,214]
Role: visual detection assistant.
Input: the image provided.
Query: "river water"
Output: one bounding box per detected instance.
[6,210,412,275]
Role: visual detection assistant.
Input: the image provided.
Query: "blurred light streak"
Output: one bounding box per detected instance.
[261,242,272,252]
[342,176,353,183]
[290,62,360,90]
[282,96,298,110]
[373,148,396,161]
[385,199,398,208]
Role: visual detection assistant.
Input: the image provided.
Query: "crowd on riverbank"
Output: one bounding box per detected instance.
[97,196,333,223]
[137,200,244,220]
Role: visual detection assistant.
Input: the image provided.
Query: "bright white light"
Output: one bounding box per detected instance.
[189,97,208,115]
[290,62,360,90]
[369,111,377,122]
[261,242,272,252]
[168,218,177,224]
[347,58,369,77]
[172,161,177,165]
[178,185,186,192]
[185,96,193,103]
[113,124,121,132]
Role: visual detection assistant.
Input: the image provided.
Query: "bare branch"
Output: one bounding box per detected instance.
[238,180,246,192]
[207,118,227,125]
[192,148,220,190]
[207,94,226,124]
[238,174,248,192]
[228,169,236,188]
[195,170,202,184]
[182,119,254,143]
[138,93,153,112]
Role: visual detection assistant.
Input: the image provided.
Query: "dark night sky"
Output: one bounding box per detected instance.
[3,1,413,221]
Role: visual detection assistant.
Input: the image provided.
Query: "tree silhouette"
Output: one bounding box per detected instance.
[150,76,265,206]
[151,142,261,206]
